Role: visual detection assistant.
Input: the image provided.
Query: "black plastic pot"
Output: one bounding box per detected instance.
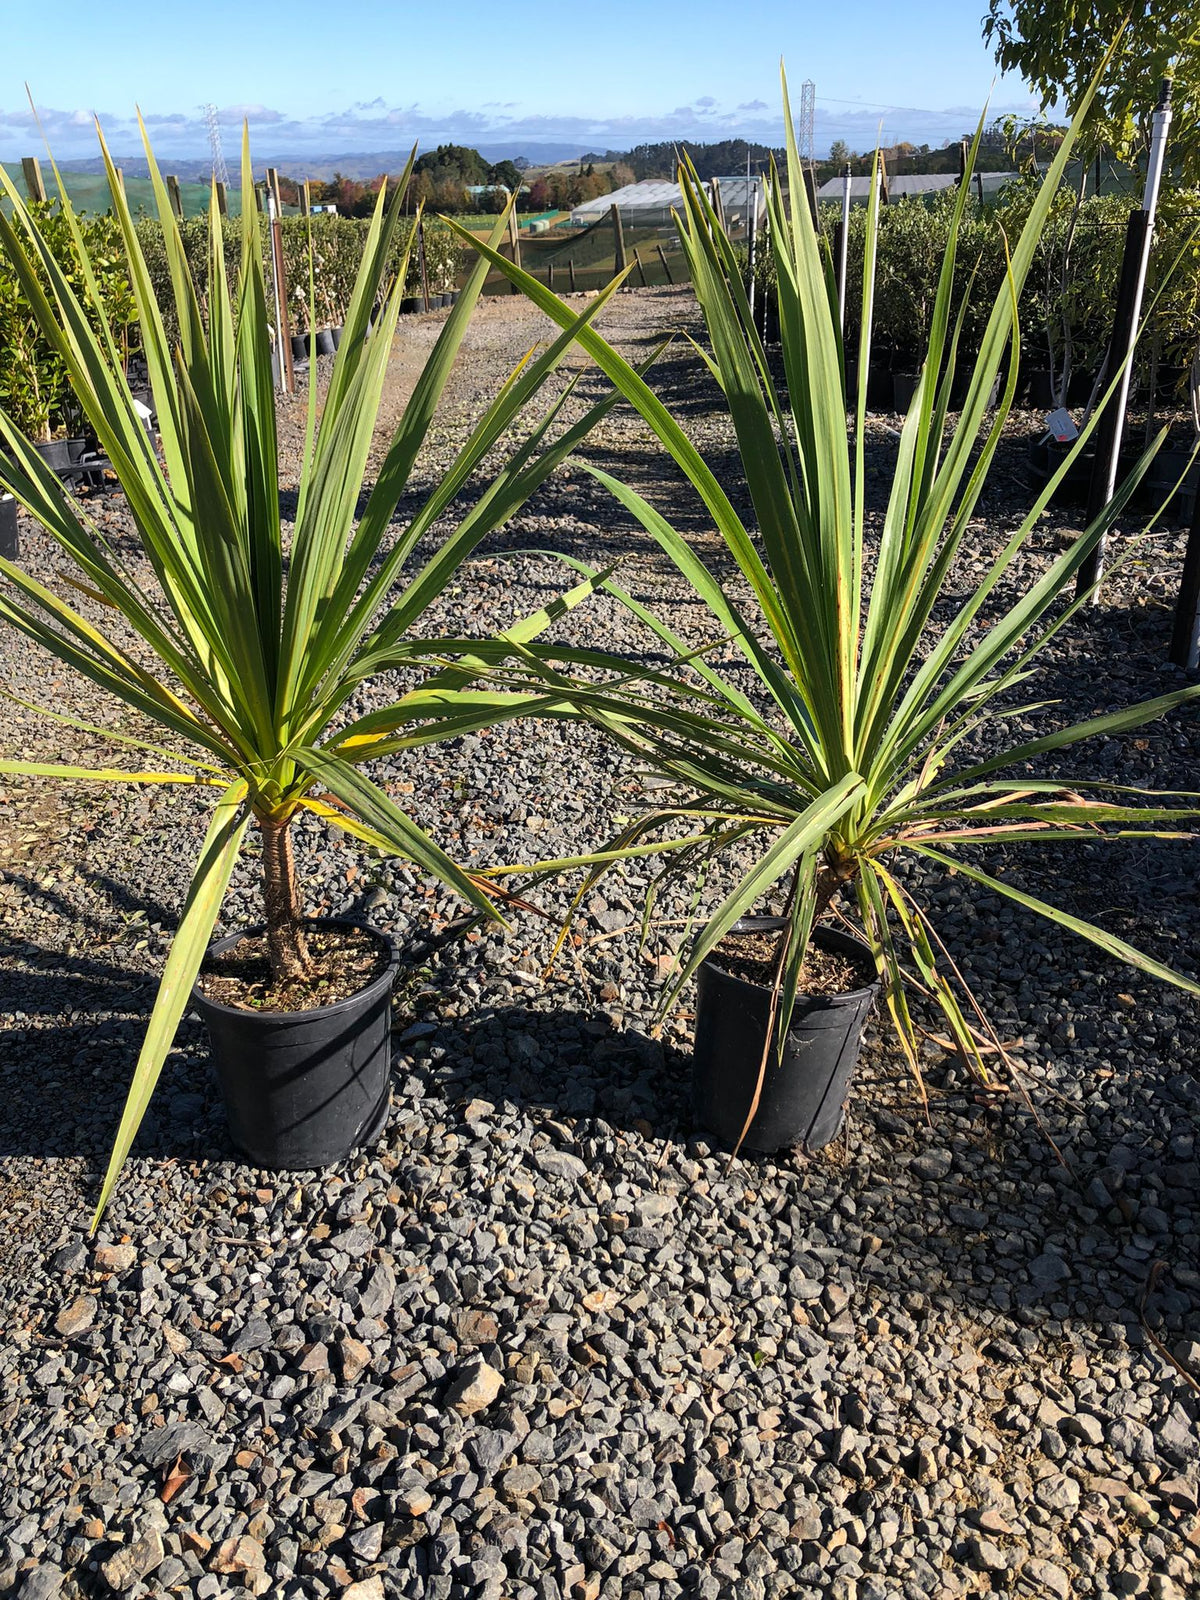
[401,295,424,315]
[1028,437,1141,508]
[191,918,399,1169]
[865,363,893,411]
[315,328,337,356]
[330,324,343,349]
[0,495,17,561]
[290,332,311,362]
[891,370,920,411]
[33,438,85,474]
[693,919,879,1154]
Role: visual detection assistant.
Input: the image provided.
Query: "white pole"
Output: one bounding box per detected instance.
[1101,80,1173,506]
[747,174,758,323]
[837,163,852,330]
[267,192,284,393]
[1084,79,1172,596]
[861,165,881,369]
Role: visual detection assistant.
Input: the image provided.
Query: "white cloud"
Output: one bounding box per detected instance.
[0,92,1043,164]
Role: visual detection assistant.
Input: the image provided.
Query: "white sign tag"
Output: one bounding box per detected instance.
[1045,407,1078,443]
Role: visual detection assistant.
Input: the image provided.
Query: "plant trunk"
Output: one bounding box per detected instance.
[260,818,311,981]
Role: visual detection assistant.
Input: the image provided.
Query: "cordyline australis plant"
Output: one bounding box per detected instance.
[455,63,1200,1107]
[0,124,626,1222]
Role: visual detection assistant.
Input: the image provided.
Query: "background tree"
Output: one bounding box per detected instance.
[487,159,522,192]
[983,2,1200,179]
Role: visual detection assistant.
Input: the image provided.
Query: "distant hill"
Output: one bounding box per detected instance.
[50,141,593,187]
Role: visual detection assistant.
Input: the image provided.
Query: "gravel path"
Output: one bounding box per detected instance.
[1,287,1198,1600]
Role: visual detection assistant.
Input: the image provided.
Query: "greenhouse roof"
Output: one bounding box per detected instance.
[816,172,1020,200]
[570,175,765,223]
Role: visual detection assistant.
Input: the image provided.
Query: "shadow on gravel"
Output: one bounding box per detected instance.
[396,995,1199,1340]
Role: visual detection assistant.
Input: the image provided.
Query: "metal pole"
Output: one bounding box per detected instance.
[1077,80,1173,601]
[837,164,852,330]
[747,174,758,323]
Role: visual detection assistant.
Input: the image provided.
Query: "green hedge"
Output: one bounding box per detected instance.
[0,206,136,441]
[797,188,1200,399]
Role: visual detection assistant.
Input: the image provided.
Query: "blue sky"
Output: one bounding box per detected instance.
[2,0,1041,164]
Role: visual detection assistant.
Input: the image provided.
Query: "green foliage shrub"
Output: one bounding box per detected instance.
[0,205,136,440]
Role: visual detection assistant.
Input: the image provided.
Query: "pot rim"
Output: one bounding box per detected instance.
[701,916,879,1002]
[191,916,400,1024]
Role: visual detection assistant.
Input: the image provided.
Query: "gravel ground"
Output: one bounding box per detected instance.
[1,286,1198,1600]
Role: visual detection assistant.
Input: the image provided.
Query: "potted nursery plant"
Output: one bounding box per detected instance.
[0,131,627,1224]
[461,63,1200,1155]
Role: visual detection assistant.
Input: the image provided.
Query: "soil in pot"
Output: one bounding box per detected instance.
[693,918,879,1155]
[192,919,399,1170]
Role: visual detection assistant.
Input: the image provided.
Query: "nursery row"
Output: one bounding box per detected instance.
[744,182,1200,406]
[0,204,470,442]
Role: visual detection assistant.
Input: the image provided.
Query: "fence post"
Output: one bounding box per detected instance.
[610,204,626,274]
[656,243,673,285]
[21,157,46,203]
[1077,80,1173,603]
[568,258,577,292]
[634,248,648,288]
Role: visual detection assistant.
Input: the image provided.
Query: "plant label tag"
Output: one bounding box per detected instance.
[1045,408,1078,442]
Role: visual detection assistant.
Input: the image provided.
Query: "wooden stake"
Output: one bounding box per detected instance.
[507,207,522,293]
[267,195,294,394]
[548,262,555,292]
[568,258,577,291]
[266,166,284,216]
[656,243,673,284]
[802,169,819,227]
[165,175,183,219]
[610,204,626,274]
[634,248,648,288]
[417,216,431,311]
[21,157,46,204]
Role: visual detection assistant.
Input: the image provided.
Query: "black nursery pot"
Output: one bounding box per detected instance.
[693,918,879,1154]
[315,328,337,356]
[191,918,399,1170]
[33,438,85,474]
[290,332,311,362]
[0,495,17,561]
